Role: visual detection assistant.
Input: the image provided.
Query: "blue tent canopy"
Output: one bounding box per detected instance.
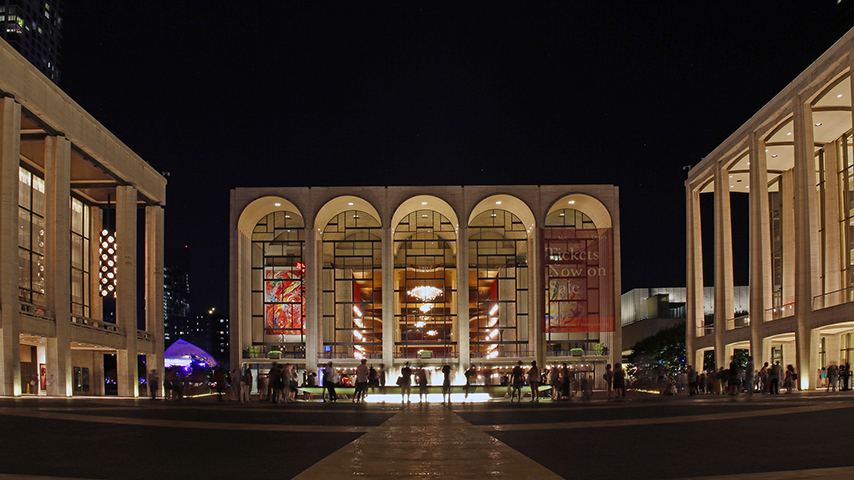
[164,339,218,367]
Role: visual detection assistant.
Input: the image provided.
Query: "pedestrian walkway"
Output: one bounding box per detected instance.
[293,403,562,479]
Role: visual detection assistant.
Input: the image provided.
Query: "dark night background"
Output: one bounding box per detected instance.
[54,1,846,313]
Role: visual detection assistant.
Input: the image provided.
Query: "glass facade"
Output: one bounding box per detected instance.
[70,197,90,317]
[321,210,383,359]
[18,166,45,305]
[394,210,457,359]
[252,211,306,358]
[543,208,600,355]
[468,209,529,359]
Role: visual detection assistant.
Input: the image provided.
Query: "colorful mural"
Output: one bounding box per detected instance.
[265,269,305,334]
[542,228,614,333]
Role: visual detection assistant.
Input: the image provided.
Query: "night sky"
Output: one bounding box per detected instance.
[55,1,844,313]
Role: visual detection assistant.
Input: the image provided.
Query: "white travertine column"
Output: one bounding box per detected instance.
[793,96,821,390]
[0,97,21,396]
[686,183,703,369]
[115,185,138,397]
[144,205,164,396]
[382,224,393,368]
[748,133,772,367]
[230,231,252,372]
[457,223,470,369]
[45,135,72,397]
[304,226,319,373]
[714,162,734,369]
[528,227,545,366]
[610,189,622,368]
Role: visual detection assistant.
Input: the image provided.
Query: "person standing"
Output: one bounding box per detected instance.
[613,363,626,399]
[354,359,369,403]
[528,361,540,402]
[550,366,561,400]
[827,363,838,392]
[560,363,571,400]
[768,362,781,394]
[687,365,698,396]
[744,357,755,396]
[400,362,412,403]
[418,367,429,402]
[241,366,253,403]
[148,369,159,400]
[441,364,452,404]
[379,364,386,389]
[510,361,524,403]
[325,362,338,403]
[604,364,614,399]
[368,364,379,394]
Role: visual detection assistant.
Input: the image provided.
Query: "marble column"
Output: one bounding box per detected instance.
[145,205,164,395]
[115,185,138,397]
[457,223,470,369]
[748,132,772,367]
[45,135,72,397]
[304,225,318,373]
[686,183,703,370]
[0,97,21,396]
[714,162,734,369]
[382,224,394,367]
[793,95,821,390]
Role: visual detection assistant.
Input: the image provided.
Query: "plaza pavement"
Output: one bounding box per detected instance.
[1,390,854,479]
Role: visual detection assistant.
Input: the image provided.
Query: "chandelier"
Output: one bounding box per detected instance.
[407,285,443,302]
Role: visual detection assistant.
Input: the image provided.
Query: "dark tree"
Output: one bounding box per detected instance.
[627,322,687,376]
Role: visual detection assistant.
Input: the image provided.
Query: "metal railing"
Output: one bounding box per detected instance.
[137,330,153,342]
[317,352,383,360]
[726,315,750,330]
[765,302,795,322]
[813,286,854,310]
[546,347,608,358]
[393,351,458,359]
[696,323,715,337]
[243,344,306,359]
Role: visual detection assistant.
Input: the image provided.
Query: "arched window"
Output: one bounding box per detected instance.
[321,210,382,360]
[252,211,305,358]
[468,209,528,359]
[394,210,457,359]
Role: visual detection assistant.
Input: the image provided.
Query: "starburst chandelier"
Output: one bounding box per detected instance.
[407,285,443,302]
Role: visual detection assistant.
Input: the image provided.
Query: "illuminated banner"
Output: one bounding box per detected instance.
[542,228,614,332]
[265,264,306,335]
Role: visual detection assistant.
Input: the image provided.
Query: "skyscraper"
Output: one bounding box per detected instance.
[0,1,61,83]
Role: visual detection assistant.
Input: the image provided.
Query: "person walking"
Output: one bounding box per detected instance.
[147,369,159,400]
[464,365,477,401]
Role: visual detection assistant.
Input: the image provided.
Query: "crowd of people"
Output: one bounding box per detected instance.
[148,356,854,403]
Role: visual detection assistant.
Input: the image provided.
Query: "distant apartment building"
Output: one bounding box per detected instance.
[0,1,61,83]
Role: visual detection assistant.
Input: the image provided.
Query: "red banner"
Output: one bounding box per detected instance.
[542,228,614,332]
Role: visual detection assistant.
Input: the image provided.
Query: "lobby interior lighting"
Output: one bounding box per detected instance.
[99,229,117,298]
[426,330,438,336]
[419,303,433,313]
[408,285,443,302]
[489,304,499,316]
